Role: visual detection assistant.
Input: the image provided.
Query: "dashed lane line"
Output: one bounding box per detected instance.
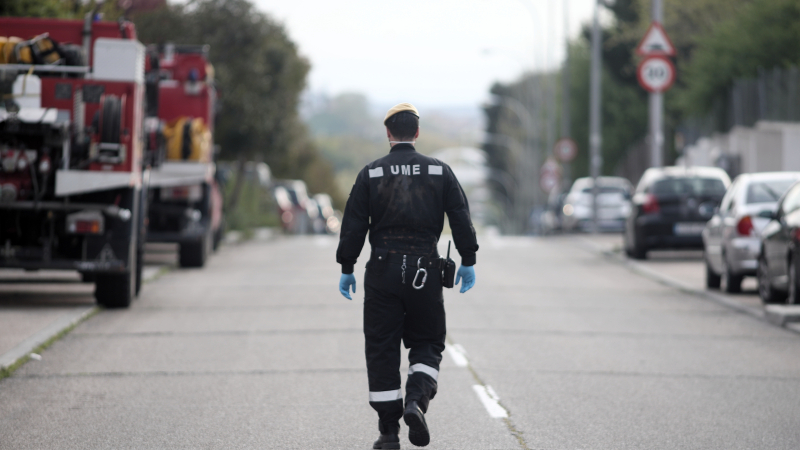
[446,336,530,450]
[472,385,508,418]
[445,343,469,367]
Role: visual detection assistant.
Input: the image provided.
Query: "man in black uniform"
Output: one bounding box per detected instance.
[336,103,479,449]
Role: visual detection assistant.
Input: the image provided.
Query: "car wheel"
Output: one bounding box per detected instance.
[758,255,786,304]
[720,254,742,294]
[630,233,647,260]
[705,257,721,289]
[788,255,799,305]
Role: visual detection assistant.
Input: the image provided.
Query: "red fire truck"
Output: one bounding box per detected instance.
[0,16,147,308]
[143,44,223,267]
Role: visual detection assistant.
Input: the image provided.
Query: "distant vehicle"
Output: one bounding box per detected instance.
[703,172,800,293]
[757,179,800,304]
[562,177,633,232]
[273,180,311,234]
[313,193,340,234]
[624,166,730,259]
[542,187,568,234]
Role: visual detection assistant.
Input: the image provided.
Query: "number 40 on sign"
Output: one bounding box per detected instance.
[637,56,675,93]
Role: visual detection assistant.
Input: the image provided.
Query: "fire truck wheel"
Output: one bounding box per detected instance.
[135,246,144,296]
[179,233,210,268]
[95,271,134,308]
[212,220,225,252]
[81,273,96,283]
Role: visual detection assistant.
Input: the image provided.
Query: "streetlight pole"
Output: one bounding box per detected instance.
[483,132,525,233]
[649,0,664,168]
[589,0,603,233]
[561,0,572,185]
[490,95,537,234]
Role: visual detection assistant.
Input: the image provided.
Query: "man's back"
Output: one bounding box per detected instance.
[337,143,477,271]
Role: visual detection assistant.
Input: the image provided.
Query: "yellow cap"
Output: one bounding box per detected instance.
[383,103,419,125]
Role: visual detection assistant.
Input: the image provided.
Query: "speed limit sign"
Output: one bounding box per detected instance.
[637,56,675,93]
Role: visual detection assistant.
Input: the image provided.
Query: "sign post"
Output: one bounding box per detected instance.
[635,1,674,169]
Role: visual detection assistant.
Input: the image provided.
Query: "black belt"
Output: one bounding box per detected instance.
[383,252,440,268]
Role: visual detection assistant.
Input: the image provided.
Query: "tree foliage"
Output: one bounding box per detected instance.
[133,0,341,205]
[680,0,800,115]
[0,0,72,18]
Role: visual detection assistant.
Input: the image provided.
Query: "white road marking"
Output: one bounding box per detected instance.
[472,385,508,418]
[446,343,469,367]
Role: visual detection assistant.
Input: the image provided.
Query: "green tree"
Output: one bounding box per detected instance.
[0,0,71,18]
[680,0,800,116]
[134,0,341,207]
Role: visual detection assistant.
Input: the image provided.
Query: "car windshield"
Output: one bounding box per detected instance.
[746,179,797,204]
[651,177,727,197]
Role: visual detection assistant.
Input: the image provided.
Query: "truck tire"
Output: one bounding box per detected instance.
[81,272,96,283]
[135,246,144,295]
[95,268,135,309]
[179,231,210,268]
[95,187,140,308]
[212,218,225,252]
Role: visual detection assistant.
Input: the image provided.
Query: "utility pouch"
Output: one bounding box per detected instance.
[441,241,456,289]
[368,247,389,276]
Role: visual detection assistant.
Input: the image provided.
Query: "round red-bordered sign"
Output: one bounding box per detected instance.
[553,138,578,163]
[637,56,675,93]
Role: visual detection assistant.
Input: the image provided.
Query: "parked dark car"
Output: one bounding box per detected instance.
[757,180,800,304]
[624,166,730,259]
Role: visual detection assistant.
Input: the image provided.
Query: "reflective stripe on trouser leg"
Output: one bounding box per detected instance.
[369,391,403,435]
[369,389,403,403]
[364,265,406,434]
[408,363,439,381]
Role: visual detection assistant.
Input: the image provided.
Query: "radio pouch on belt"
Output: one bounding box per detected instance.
[441,241,456,289]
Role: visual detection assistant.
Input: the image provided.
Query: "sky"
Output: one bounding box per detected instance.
[252,0,600,111]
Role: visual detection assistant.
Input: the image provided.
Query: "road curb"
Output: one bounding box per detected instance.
[576,237,800,336]
[0,306,97,378]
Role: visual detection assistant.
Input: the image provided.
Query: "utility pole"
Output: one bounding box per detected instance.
[561,0,572,185]
[589,0,603,233]
[650,0,664,167]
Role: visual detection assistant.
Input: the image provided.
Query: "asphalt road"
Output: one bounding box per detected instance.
[1,234,800,449]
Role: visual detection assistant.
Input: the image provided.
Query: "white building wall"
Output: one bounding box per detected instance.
[683,121,800,174]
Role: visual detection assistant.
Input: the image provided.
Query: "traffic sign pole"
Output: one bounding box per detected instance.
[651,0,664,168]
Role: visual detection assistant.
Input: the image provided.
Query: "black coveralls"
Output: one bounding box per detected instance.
[336,143,479,435]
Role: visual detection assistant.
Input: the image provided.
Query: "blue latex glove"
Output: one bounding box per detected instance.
[339,274,356,300]
[455,265,475,293]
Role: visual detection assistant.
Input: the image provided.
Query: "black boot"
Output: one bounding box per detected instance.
[403,400,430,447]
[373,433,400,449]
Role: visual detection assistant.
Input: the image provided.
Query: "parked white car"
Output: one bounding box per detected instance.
[562,177,633,232]
[703,172,800,292]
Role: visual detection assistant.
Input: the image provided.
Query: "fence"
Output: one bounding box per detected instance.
[727,65,800,129]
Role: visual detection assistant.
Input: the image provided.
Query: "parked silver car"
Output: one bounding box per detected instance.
[562,176,633,232]
[703,172,800,292]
